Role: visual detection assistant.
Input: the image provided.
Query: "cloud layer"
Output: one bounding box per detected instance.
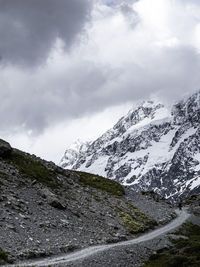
[0,0,92,66]
[0,0,200,137]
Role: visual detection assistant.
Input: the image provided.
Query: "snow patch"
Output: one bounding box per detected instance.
[79,156,109,177]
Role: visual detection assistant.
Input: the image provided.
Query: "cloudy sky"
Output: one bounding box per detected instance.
[0,0,200,163]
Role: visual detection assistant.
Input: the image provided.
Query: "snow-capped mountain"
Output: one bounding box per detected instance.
[60,139,91,169]
[60,92,200,201]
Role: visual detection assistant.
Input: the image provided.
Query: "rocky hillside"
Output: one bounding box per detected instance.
[60,91,200,201]
[0,140,175,265]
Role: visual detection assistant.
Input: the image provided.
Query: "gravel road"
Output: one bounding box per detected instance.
[6,208,190,267]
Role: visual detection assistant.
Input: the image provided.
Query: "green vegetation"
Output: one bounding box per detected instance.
[76,171,125,197]
[0,248,13,265]
[185,194,200,205]
[120,210,146,233]
[117,203,156,234]
[143,223,200,267]
[5,150,60,189]
[91,193,100,202]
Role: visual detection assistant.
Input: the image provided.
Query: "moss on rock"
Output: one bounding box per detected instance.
[116,203,156,234]
[120,210,145,233]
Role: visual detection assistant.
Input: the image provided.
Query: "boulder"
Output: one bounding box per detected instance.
[0,139,12,158]
[39,188,65,210]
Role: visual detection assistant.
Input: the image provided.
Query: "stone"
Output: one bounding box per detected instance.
[39,188,65,210]
[50,199,65,210]
[6,224,17,232]
[30,180,37,186]
[60,244,78,253]
[0,139,12,158]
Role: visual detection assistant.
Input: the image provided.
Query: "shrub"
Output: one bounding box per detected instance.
[0,248,13,265]
[120,210,145,233]
[143,223,200,267]
[116,205,156,234]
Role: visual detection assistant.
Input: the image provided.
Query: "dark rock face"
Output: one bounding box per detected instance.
[0,139,12,158]
[61,92,200,201]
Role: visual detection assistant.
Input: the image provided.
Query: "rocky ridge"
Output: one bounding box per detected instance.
[0,140,175,265]
[61,91,200,201]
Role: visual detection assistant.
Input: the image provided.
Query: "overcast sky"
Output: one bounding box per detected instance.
[0,0,200,163]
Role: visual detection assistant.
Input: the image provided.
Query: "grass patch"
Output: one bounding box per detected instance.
[144,253,199,267]
[116,204,156,234]
[76,171,125,197]
[125,201,157,227]
[120,210,145,233]
[185,194,200,205]
[5,150,60,189]
[0,248,13,265]
[143,223,200,267]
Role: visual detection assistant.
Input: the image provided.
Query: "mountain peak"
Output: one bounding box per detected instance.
[172,90,200,125]
[60,139,91,169]
[61,92,200,201]
[113,100,169,134]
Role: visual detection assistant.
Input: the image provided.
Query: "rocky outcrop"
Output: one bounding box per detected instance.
[61,91,200,201]
[0,139,12,158]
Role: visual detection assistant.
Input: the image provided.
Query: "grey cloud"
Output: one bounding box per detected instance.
[62,46,200,115]
[101,0,138,6]
[1,45,200,135]
[0,0,92,66]
[0,62,110,134]
[100,46,200,103]
[0,0,200,136]
[120,3,140,27]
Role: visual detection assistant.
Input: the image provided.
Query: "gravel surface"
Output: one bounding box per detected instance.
[6,209,190,267]
[124,188,176,224]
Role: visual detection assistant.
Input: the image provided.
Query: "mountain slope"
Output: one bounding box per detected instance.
[60,92,200,201]
[0,140,175,264]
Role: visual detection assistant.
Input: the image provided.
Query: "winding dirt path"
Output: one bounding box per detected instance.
[7,209,190,267]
